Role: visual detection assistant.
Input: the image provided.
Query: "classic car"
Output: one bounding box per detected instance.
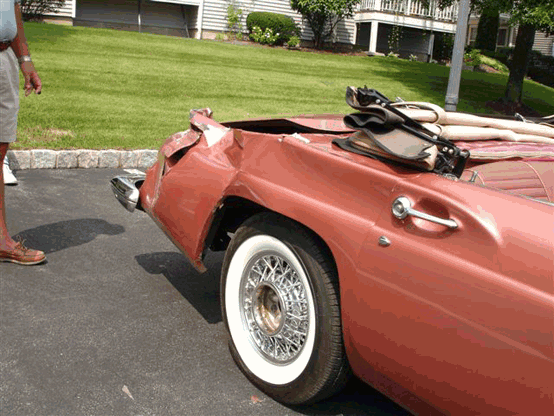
[111,88,553,415]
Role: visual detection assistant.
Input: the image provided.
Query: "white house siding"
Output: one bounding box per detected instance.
[50,1,74,17]
[533,31,553,57]
[141,1,197,35]
[73,0,196,37]
[45,0,355,44]
[201,0,356,45]
[148,0,199,32]
[76,0,142,25]
[198,0,230,33]
[41,0,75,23]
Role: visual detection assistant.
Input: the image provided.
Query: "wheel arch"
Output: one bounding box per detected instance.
[205,196,338,278]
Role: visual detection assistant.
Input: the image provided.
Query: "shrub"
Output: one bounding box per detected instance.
[528,51,554,88]
[496,46,514,58]
[483,47,553,87]
[249,26,280,46]
[479,54,509,73]
[464,48,481,67]
[246,12,299,45]
[388,25,402,55]
[226,3,243,33]
[286,35,300,48]
[474,8,499,52]
[20,0,66,21]
[492,47,513,67]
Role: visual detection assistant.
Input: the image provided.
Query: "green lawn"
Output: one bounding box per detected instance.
[14,22,554,150]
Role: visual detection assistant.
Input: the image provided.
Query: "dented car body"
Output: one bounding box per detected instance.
[111,95,554,415]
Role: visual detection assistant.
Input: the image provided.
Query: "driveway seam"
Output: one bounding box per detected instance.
[6,149,158,170]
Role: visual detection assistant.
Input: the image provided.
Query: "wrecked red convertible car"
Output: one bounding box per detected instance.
[111,88,553,415]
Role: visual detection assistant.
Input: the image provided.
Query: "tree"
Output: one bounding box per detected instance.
[20,0,66,22]
[502,1,554,107]
[474,6,499,51]
[226,1,243,35]
[439,0,554,109]
[290,0,360,49]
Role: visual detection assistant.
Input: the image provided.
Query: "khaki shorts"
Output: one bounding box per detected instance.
[0,48,19,143]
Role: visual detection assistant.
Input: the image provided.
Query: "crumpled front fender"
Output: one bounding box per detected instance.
[140,109,240,272]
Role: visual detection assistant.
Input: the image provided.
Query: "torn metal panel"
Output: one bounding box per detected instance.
[148,125,240,270]
[160,129,201,159]
[113,104,554,416]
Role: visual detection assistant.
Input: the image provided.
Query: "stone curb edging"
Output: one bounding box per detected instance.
[6,149,158,170]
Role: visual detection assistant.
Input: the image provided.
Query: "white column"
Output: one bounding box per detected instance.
[137,0,142,33]
[508,27,515,47]
[369,21,379,54]
[427,32,435,62]
[196,0,205,40]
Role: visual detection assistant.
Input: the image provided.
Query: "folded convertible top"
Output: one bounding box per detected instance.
[340,87,554,173]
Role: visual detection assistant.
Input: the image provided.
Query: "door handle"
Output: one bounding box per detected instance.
[392,196,458,229]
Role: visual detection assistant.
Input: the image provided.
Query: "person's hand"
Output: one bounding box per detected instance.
[20,61,42,96]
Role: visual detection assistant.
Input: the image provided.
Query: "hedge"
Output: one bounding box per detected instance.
[246,12,299,45]
[528,50,554,88]
[483,47,554,88]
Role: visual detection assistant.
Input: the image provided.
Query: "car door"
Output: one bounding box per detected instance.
[343,173,554,415]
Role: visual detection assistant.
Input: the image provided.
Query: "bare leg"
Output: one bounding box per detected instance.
[0,143,17,251]
[0,143,45,264]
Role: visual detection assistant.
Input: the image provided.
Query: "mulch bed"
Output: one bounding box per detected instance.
[485,99,543,117]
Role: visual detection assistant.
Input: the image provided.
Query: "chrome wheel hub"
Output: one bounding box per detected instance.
[240,253,310,364]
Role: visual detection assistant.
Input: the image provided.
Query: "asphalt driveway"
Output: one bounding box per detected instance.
[1,168,409,416]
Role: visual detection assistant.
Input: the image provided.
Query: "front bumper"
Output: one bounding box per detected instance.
[110,173,146,212]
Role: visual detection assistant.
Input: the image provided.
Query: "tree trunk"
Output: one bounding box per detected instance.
[309,13,327,49]
[504,24,536,104]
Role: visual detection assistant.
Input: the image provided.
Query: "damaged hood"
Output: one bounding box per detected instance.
[222,114,353,134]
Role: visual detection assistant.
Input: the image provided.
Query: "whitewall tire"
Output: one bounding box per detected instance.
[221,213,350,405]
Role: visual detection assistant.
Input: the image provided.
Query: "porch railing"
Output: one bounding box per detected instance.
[357,0,459,22]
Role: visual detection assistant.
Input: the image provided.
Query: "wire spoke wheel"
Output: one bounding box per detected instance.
[221,213,350,405]
[241,253,310,364]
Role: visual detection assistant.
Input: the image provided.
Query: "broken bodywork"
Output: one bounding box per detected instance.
[111,90,554,415]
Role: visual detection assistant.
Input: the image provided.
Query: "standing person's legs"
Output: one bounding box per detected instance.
[1,49,45,264]
[0,142,45,264]
[0,143,15,249]
[1,48,19,251]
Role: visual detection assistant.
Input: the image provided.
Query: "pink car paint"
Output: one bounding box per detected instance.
[135,109,553,415]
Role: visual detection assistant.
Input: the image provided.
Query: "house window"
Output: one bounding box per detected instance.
[468,26,477,45]
[497,28,507,46]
